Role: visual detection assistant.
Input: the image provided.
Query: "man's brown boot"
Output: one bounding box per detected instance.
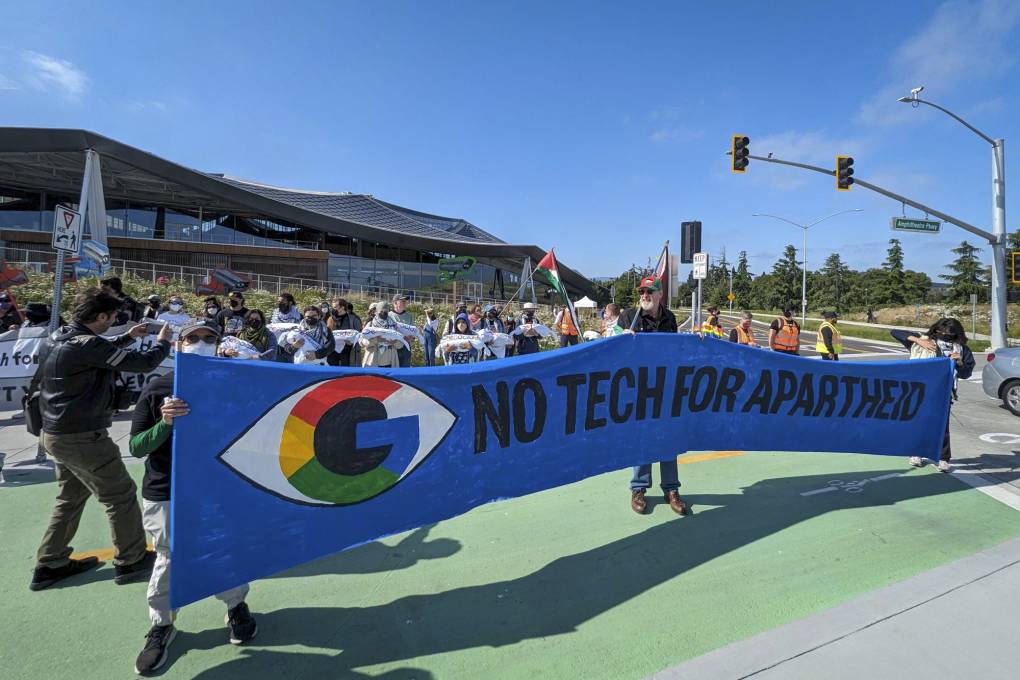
[631,489,647,514]
[665,490,689,516]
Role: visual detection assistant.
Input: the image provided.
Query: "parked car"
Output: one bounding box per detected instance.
[983,347,1020,415]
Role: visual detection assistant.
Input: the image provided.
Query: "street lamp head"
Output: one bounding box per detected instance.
[911,86,924,96]
[897,96,911,103]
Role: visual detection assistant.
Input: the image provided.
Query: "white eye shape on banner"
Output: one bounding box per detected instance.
[218,375,457,506]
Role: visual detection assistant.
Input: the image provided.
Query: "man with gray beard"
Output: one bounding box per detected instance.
[616,275,688,516]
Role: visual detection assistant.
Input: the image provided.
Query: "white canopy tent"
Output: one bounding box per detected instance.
[573,296,597,309]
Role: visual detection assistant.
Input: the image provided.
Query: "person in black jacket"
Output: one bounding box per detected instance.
[30,289,171,592]
[326,298,362,366]
[0,291,25,330]
[100,276,142,324]
[891,318,976,473]
[616,275,688,516]
[129,319,258,675]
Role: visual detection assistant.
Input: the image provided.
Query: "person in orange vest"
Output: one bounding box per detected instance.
[768,307,801,355]
[554,305,579,347]
[728,311,758,346]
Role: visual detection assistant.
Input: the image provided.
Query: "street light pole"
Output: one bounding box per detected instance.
[898,91,1007,349]
[752,209,863,325]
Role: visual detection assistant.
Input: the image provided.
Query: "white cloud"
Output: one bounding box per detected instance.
[0,73,18,90]
[128,99,168,113]
[22,51,88,99]
[859,0,1020,126]
[749,130,870,190]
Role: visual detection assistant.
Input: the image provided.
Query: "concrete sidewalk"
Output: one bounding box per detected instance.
[652,535,1020,679]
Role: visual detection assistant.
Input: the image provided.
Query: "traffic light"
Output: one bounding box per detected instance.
[836,155,854,191]
[731,135,750,173]
[681,221,702,263]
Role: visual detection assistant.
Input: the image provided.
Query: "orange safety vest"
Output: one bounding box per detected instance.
[558,310,578,336]
[734,324,757,346]
[771,317,800,352]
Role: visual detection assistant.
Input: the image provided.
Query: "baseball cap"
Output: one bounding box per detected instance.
[636,275,661,292]
[823,311,839,319]
[392,293,409,302]
[179,318,222,338]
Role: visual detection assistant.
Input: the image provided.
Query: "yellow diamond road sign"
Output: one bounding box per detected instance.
[727,293,735,302]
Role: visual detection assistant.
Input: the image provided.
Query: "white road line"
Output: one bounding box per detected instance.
[951,469,1020,513]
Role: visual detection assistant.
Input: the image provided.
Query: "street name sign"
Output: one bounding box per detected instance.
[891,217,940,234]
[692,252,709,280]
[52,205,83,254]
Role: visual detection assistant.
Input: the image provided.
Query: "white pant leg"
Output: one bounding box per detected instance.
[142,500,174,627]
[215,582,250,611]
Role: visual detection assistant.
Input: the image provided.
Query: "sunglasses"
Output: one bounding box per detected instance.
[182,334,217,344]
[638,288,656,295]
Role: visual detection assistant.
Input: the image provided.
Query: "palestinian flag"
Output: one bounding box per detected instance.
[534,249,583,341]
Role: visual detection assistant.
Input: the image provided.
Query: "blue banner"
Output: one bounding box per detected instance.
[170,335,952,608]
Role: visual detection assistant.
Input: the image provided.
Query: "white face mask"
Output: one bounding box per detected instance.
[169,303,183,312]
[179,342,217,357]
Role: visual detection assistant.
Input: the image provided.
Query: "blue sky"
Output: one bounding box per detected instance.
[1,0,1017,280]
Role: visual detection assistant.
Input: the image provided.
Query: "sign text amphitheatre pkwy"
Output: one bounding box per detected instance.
[891,217,941,234]
[469,365,928,454]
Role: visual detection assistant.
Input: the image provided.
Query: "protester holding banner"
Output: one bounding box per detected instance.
[616,275,688,516]
[360,301,402,368]
[443,301,469,336]
[389,294,415,367]
[30,289,172,592]
[23,302,56,328]
[281,306,335,364]
[236,309,279,361]
[891,318,975,473]
[515,303,544,356]
[217,292,249,336]
[441,314,481,364]
[129,319,258,675]
[728,311,758,346]
[326,298,362,367]
[503,313,517,357]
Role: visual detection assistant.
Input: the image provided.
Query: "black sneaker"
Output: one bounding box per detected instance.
[114,550,157,585]
[134,624,176,676]
[226,602,258,644]
[30,556,101,591]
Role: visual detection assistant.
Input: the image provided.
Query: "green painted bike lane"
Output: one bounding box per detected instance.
[2,451,1018,679]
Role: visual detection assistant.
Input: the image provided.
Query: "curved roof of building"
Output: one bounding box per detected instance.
[0,127,594,295]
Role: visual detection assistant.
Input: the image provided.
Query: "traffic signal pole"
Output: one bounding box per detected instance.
[741,151,1005,347]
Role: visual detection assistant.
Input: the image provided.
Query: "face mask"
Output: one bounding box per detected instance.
[304,316,319,325]
[207,307,219,316]
[523,313,534,321]
[169,303,183,312]
[278,302,289,312]
[180,342,217,357]
[248,319,263,329]
[229,299,241,308]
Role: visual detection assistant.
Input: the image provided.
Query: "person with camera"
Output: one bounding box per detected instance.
[30,289,172,592]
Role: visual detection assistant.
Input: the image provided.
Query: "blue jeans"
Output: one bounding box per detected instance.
[423,332,437,367]
[630,460,680,492]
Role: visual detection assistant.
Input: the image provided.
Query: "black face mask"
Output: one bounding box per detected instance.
[304,316,319,325]
[523,313,534,321]
[230,299,242,308]
[278,302,289,312]
[248,319,263,329]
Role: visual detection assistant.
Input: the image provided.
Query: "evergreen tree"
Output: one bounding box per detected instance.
[731,250,753,308]
[770,244,801,310]
[881,239,906,305]
[940,241,989,303]
[812,252,851,311]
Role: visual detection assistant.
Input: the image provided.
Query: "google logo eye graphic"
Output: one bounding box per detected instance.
[218,375,457,506]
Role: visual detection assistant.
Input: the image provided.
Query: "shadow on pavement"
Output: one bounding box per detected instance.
[271,525,461,578]
[178,468,970,679]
